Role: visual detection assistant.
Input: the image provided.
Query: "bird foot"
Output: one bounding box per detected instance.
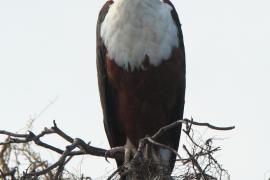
[105,139,137,163]
[105,146,125,162]
[123,146,137,163]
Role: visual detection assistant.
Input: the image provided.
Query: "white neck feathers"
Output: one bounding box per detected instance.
[100,0,179,71]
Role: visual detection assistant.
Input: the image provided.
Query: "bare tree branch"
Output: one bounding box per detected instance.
[0,119,234,179]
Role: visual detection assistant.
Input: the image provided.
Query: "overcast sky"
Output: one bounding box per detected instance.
[0,0,270,179]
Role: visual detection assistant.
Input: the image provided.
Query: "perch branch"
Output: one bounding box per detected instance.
[0,118,234,179]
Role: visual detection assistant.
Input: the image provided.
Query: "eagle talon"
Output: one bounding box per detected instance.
[104,151,111,163]
[105,146,125,163]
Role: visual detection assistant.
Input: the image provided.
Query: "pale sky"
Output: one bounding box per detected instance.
[0,0,269,179]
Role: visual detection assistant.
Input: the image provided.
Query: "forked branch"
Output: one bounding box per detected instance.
[0,119,234,179]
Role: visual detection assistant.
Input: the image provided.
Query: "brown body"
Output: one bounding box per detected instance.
[106,48,185,147]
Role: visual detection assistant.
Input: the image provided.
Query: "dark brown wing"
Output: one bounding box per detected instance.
[163,0,186,171]
[96,0,126,166]
[163,0,186,128]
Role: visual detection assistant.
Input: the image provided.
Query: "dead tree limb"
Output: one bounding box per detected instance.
[0,119,234,179]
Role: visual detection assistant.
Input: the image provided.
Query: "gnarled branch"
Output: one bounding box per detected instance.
[0,119,234,179]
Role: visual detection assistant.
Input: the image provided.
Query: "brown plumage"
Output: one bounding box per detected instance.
[96,0,186,171]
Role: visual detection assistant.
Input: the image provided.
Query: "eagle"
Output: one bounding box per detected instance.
[96,0,185,175]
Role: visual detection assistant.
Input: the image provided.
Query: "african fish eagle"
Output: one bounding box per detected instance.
[96,0,185,174]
